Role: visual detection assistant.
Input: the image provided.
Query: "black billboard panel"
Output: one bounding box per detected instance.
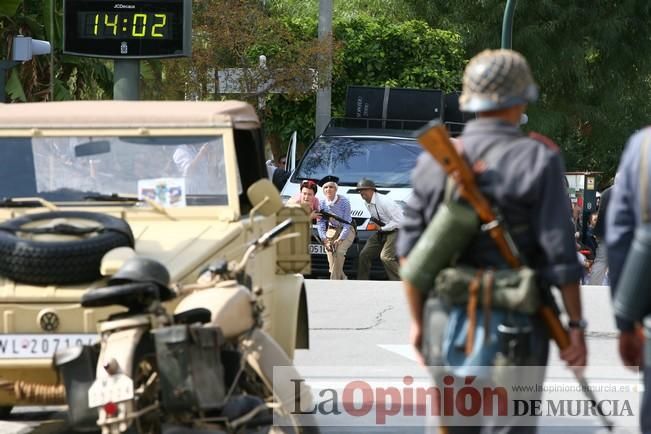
[344,86,443,129]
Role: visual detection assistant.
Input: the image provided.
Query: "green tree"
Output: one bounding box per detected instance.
[1,0,113,101]
[266,0,420,21]
[263,16,465,153]
[407,0,651,180]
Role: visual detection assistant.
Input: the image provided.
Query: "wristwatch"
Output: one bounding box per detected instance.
[568,319,588,330]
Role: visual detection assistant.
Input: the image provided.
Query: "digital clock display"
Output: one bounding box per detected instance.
[78,12,173,39]
[63,0,191,59]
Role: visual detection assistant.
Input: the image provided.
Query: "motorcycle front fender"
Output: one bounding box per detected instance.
[240,328,316,420]
[94,321,149,429]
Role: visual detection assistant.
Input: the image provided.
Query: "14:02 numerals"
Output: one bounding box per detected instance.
[93,13,167,37]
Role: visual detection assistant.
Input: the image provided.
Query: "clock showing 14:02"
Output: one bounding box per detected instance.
[63,0,191,59]
[84,12,171,39]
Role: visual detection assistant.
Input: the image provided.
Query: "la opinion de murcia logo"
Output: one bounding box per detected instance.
[114,3,135,9]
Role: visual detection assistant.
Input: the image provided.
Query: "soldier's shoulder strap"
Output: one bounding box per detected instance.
[528,131,560,152]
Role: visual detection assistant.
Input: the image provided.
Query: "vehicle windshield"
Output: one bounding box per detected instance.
[292,137,421,187]
[0,135,236,206]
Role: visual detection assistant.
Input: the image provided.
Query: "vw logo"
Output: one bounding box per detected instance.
[38,310,60,332]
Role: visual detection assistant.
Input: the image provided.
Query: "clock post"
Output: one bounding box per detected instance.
[114,59,139,100]
[62,0,192,100]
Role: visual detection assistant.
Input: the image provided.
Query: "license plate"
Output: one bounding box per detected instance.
[309,243,326,255]
[0,334,98,359]
[88,374,134,408]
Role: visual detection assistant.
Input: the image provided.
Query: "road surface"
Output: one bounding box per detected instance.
[0,280,638,433]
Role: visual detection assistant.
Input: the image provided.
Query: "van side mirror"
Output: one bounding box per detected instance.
[247,179,283,217]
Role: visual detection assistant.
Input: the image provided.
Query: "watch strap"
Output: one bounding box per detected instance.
[568,319,588,329]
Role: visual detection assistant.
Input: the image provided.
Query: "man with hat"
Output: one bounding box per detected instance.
[356,178,404,280]
[398,49,586,431]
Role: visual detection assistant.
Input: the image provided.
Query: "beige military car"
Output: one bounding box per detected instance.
[0,100,311,415]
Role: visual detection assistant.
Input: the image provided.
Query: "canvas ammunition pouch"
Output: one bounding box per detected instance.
[435,266,540,314]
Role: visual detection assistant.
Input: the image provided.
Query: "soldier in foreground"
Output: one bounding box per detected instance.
[398,49,587,432]
[607,128,651,432]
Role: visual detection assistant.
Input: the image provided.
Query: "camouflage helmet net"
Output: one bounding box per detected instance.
[459,49,538,113]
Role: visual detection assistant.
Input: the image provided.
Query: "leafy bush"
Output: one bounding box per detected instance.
[263,16,465,154]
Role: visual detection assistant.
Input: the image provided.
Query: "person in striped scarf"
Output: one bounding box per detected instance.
[317,176,355,280]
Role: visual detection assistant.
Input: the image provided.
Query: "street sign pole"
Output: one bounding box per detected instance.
[113,59,139,100]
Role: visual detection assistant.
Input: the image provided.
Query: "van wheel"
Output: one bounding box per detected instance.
[0,211,134,285]
[0,406,12,418]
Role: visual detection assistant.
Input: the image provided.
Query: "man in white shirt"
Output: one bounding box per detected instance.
[356,178,403,280]
[172,143,226,194]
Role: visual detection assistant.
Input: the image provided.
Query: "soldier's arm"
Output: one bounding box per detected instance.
[606,131,642,332]
[402,264,425,362]
[398,155,444,361]
[529,150,586,366]
[398,188,429,327]
[530,151,583,289]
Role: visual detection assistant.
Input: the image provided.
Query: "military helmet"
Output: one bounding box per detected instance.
[459,49,538,113]
[109,256,170,290]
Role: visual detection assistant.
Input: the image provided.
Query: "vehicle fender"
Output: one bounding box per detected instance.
[95,325,147,380]
[240,328,316,419]
[266,274,309,359]
[94,324,147,427]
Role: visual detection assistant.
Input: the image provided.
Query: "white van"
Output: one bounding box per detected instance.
[280,123,421,279]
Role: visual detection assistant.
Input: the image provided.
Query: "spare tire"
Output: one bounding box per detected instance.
[0,211,134,285]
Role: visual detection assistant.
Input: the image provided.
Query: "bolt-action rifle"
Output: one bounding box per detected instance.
[416,119,613,432]
[316,210,355,230]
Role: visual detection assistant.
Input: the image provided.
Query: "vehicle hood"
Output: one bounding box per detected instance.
[0,218,243,302]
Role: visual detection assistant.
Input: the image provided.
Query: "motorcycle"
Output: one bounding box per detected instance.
[54,218,318,434]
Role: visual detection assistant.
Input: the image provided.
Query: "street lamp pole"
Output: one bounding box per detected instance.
[315,0,333,137]
[501,0,518,49]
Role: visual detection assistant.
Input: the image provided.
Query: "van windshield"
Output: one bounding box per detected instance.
[0,135,235,206]
[292,137,421,187]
